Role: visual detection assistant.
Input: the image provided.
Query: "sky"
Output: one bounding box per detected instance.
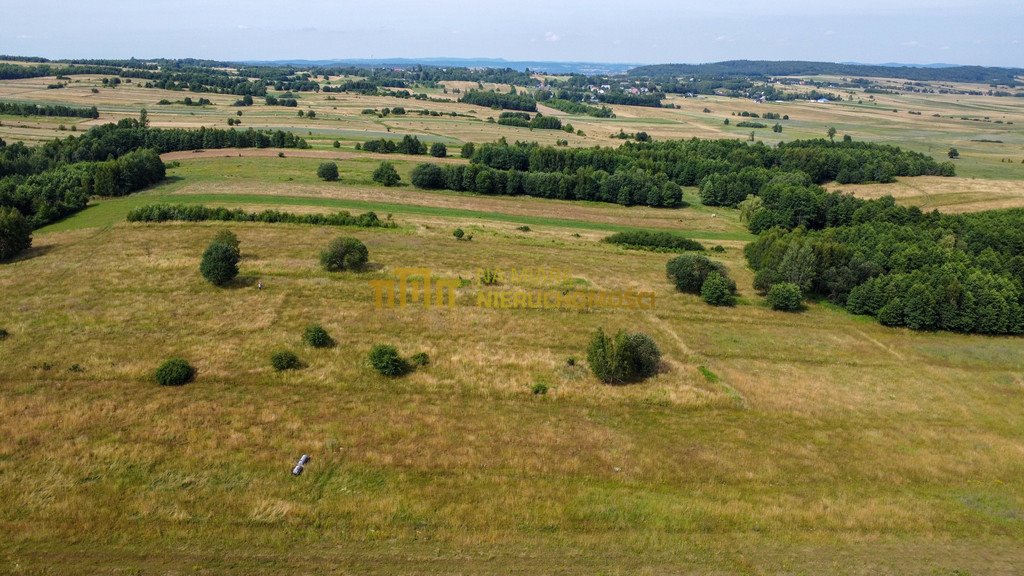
[1,0,1021,67]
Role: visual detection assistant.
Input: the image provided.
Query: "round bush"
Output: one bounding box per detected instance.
[155,358,195,386]
[0,206,32,262]
[320,237,368,272]
[410,352,430,367]
[410,163,446,189]
[701,272,736,306]
[200,242,240,286]
[0,328,9,341]
[766,282,803,311]
[303,324,335,348]
[369,344,410,377]
[372,161,401,187]
[452,228,465,240]
[271,350,301,371]
[666,254,728,294]
[430,142,447,158]
[317,162,339,181]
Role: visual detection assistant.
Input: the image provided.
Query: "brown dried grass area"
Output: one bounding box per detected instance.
[829,176,1024,212]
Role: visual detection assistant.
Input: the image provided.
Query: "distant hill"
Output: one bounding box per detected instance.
[241,58,637,75]
[627,60,1024,85]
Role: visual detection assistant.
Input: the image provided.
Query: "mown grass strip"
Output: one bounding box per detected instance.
[40,192,755,240]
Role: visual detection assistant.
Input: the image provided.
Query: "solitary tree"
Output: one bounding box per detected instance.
[320,237,368,272]
[317,162,339,181]
[430,142,447,158]
[200,242,240,286]
[827,126,837,142]
[460,142,476,158]
[0,206,32,262]
[948,147,960,159]
[372,162,401,187]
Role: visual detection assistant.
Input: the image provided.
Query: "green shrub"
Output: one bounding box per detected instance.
[460,142,475,158]
[369,344,410,377]
[317,161,339,181]
[320,237,368,272]
[332,140,341,148]
[516,225,531,232]
[410,352,430,367]
[701,272,736,306]
[532,382,549,395]
[604,230,703,252]
[0,328,9,340]
[372,161,401,187]
[453,228,465,240]
[766,282,803,311]
[566,356,576,366]
[666,254,731,294]
[0,206,32,262]
[155,358,195,386]
[303,324,334,348]
[587,328,661,384]
[200,242,240,286]
[211,229,239,251]
[271,350,301,371]
[410,163,446,189]
[430,142,447,158]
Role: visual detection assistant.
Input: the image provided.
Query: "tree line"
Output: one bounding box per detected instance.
[458,90,538,112]
[0,101,99,119]
[409,162,683,208]
[469,138,951,199]
[360,135,428,155]
[126,204,394,228]
[539,98,615,118]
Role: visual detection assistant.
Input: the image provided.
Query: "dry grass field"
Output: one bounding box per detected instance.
[1,68,1024,574]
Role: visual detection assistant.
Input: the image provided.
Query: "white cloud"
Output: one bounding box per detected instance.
[544,31,560,42]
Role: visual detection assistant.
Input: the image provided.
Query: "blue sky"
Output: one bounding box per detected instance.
[1,0,1021,66]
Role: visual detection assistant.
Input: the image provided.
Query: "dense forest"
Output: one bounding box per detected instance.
[0,119,308,228]
[469,138,950,191]
[458,90,538,111]
[628,60,1024,86]
[745,201,1024,334]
